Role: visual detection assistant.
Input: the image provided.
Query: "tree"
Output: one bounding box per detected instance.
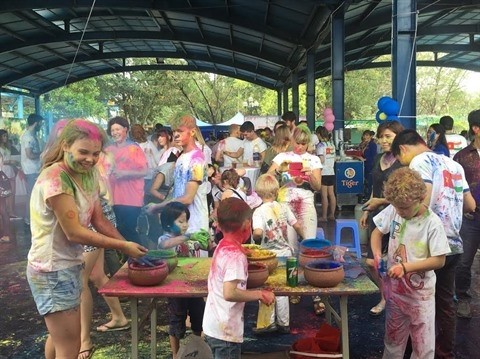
[42,79,105,120]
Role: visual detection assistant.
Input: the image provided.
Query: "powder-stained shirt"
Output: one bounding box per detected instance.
[315,141,336,176]
[105,139,147,207]
[252,201,297,255]
[28,163,99,272]
[273,151,322,203]
[453,144,480,220]
[374,205,451,299]
[203,239,248,343]
[173,147,209,233]
[410,151,470,254]
[445,133,468,158]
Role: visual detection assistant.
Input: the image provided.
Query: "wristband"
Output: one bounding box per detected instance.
[400,262,407,274]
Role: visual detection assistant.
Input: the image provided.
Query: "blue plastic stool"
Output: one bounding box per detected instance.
[334,219,362,259]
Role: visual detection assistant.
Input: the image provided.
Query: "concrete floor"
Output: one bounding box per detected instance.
[1,197,479,358]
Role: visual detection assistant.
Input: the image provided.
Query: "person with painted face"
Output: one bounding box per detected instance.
[203,198,275,358]
[157,201,209,359]
[371,167,451,359]
[26,119,147,359]
[360,120,404,316]
[105,116,148,246]
[20,113,43,226]
[267,124,322,253]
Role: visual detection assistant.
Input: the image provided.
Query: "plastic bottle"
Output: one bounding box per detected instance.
[253,144,260,167]
[378,258,387,278]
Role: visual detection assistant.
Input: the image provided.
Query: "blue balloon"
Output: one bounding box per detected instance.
[376,110,386,124]
[377,96,392,110]
[382,99,400,116]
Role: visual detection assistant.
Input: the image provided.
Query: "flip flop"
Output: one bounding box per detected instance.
[78,346,95,359]
[313,298,325,315]
[369,302,385,316]
[96,322,131,332]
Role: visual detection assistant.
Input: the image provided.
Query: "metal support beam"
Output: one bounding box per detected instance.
[34,95,41,116]
[332,4,345,130]
[277,89,282,116]
[392,0,417,129]
[283,87,289,114]
[292,72,299,120]
[306,50,315,130]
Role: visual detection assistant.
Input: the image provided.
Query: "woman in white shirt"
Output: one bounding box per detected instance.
[268,125,322,253]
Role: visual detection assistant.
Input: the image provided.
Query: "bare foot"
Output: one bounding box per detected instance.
[318,217,327,222]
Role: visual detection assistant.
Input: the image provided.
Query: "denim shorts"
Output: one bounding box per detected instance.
[167,297,205,338]
[205,335,241,359]
[27,264,83,316]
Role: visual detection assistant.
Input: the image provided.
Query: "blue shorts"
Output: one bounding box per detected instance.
[167,297,205,338]
[27,264,83,316]
[205,335,241,359]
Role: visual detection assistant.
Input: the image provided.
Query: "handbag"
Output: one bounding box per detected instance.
[0,170,12,197]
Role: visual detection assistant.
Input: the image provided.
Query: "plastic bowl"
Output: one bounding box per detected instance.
[304,260,344,288]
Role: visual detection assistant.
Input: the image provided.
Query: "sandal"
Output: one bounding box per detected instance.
[313,297,325,315]
[0,236,10,243]
[78,346,96,359]
[369,302,385,316]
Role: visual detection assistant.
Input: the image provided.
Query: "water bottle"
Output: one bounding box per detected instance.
[253,144,260,167]
[378,258,387,278]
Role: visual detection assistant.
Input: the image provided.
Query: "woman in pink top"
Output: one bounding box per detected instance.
[104,117,148,245]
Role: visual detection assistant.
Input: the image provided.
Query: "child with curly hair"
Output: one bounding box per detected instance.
[371,167,451,358]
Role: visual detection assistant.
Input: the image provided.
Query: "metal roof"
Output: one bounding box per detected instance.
[0,0,479,96]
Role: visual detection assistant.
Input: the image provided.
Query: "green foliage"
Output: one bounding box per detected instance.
[42,79,105,119]
[25,56,480,131]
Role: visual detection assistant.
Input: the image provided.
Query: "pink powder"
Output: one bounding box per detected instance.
[74,119,104,142]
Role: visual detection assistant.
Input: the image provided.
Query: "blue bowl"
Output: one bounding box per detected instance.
[300,238,331,252]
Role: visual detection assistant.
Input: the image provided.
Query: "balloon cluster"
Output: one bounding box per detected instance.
[375,96,399,124]
[323,108,335,132]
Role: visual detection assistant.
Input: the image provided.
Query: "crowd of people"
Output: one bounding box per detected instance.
[1,108,478,359]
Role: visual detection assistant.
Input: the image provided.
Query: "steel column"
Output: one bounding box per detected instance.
[332,5,345,130]
[392,0,417,129]
[292,72,299,119]
[306,50,315,130]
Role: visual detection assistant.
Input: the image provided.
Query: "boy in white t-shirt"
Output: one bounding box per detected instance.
[251,173,304,333]
[203,198,275,358]
[371,167,451,359]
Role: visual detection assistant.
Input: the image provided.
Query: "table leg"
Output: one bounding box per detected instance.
[131,298,139,359]
[151,299,157,359]
[340,296,349,359]
[322,295,332,324]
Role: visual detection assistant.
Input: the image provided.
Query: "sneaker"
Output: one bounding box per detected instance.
[457,300,472,318]
[252,323,277,334]
[277,325,290,334]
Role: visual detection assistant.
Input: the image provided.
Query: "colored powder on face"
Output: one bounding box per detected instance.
[64,152,89,174]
